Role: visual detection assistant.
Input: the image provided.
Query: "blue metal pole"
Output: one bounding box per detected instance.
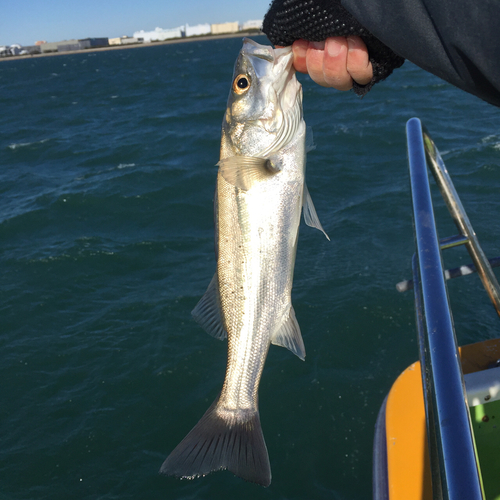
[407,117,483,500]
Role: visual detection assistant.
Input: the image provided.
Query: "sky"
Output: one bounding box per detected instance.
[0,0,272,47]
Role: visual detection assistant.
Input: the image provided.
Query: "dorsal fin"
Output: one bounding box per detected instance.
[191,274,227,340]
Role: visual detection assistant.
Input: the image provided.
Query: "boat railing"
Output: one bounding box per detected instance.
[404,117,500,500]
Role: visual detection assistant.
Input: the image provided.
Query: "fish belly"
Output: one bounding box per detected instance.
[216,170,303,411]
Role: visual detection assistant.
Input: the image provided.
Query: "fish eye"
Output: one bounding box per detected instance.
[233,74,251,95]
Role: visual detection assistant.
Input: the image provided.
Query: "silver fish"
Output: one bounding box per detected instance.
[160,38,328,487]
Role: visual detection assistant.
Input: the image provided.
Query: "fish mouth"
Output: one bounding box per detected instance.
[241,38,279,62]
[241,38,294,83]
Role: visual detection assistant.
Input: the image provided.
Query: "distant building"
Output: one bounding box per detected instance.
[120,37,140,45]
[57,42,82,52]
[79,38,109,49]
[40,38,109,53]
[20,45,42,55]
[109,36,141,46]
[0,44,41,57]
[35,41,46,45]
[241,20,263,31]
[185,23,211,38]
[133,27,183,43]
[211,22,239,35]
[2,44,23,56]
[40,40,79,53]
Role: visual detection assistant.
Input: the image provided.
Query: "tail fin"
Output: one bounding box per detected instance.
[160,399,271,487]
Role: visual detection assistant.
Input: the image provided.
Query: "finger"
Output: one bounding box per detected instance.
[346,36,373,85]
[322,37,352,90]
[305,41,329,87]
[291,39,309,74]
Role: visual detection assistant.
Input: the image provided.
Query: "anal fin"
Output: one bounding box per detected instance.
[303,184,330,241]
[271,306,306,360]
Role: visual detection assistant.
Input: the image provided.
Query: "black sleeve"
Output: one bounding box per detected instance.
[263,0,500,107]
[262,0,405,97]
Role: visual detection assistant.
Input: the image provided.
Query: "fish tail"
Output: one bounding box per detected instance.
[160,399,271,487]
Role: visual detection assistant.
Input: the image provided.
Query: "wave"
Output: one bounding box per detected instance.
[7,138,52,150]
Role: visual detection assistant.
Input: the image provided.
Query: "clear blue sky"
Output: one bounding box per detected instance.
[1,0,271,46]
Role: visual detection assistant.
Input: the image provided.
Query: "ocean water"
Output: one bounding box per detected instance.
[1,36,499,499]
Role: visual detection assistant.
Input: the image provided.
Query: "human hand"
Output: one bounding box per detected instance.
[290,37,373,90]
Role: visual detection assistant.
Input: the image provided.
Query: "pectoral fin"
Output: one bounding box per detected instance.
[218,156,279,191]
[271,306,306,360]
[191,274,227,340]
[303,184,330,241]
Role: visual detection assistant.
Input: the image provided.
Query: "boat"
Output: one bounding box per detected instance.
[372,118,500,500]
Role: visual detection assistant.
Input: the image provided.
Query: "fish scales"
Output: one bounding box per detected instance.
[160,38,328,487]
[217,145,304,410]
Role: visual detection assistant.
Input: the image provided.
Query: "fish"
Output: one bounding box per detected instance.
[160,38,328,487]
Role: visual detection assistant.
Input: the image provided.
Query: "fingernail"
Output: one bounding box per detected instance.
[292,40,308,57]
[310,41,325,50]
[326,39,342,57]
[347,36,358,51]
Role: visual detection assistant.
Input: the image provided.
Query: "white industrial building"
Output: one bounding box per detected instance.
[120,37,140,45]
[184,23,211,37]
[109,36,140,46]
[133,27,183,42]
[211,22,239,35]
[241,20,263,30]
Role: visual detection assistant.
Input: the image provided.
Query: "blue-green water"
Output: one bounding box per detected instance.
[1,36,499,499]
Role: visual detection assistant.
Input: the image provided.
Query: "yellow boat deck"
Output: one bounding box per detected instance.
[384,338,500,500]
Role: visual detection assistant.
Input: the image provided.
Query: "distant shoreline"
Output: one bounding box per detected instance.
[0,31,266,62]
